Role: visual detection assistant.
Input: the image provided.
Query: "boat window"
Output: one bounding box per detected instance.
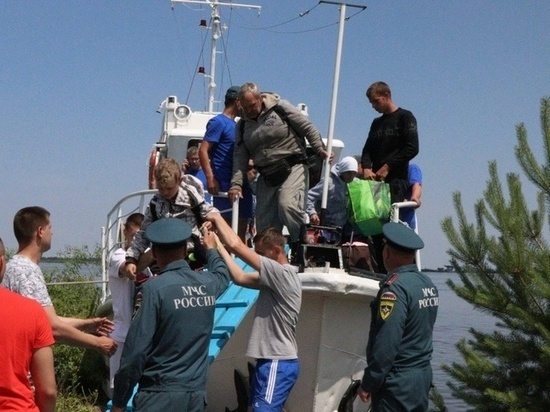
[188,139,201,150]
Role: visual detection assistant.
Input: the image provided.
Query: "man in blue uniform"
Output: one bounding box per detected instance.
[112,218,230,412]
[358,222,438,411]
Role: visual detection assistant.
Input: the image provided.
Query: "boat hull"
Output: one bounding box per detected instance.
[207,269,378,412]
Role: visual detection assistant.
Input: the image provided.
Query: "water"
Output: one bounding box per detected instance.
[40,261,103,280]
[428,271,497,411]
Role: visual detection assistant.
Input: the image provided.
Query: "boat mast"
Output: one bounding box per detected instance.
[319,1,366,224]
[171,0,261,113]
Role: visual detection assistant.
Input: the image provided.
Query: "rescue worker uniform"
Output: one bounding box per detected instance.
[360,222,439,412]
[112,218,230,412]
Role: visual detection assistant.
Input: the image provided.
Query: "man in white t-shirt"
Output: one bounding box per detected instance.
[2,206,117,356]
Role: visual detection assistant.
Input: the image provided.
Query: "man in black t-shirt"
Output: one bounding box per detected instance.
[361,81,419,203]
[361,82,419,272]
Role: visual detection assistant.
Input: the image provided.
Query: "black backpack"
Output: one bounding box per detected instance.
[237,103,323,172]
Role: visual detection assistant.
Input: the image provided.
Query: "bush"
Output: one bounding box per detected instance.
[43,245,108,409]
[55,390,102,412]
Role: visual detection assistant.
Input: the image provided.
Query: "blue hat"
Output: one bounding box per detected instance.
[145,218,192,246]
[382,222,424,251]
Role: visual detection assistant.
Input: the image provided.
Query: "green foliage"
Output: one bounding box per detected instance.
[5,247,15,260]
[429,385,448,412]
[43,245,107,409]
[441,97,550,411]
[54,387,101,412]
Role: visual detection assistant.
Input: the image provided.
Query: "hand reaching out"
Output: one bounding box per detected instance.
[91,317,115,336]
[202,226,220,250]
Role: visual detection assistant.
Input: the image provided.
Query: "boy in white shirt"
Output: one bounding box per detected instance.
[108,213,151,394]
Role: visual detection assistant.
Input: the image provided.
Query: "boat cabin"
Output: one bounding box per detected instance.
[149,95,345,189]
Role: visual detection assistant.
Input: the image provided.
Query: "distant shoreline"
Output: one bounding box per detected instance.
[423,267,454,273]
[41,256,100,264]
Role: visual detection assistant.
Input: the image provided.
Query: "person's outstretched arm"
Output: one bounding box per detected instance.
[203,228,260,289]
[43,306,117,356]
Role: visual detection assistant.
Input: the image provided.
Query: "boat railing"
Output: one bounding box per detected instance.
[46,280,108,286]
[100,189,238,303]
[390,200,421,270]
[210,192,239,232]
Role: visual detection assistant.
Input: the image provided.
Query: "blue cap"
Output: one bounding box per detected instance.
[145,218,192,246]
[382,222,424,251]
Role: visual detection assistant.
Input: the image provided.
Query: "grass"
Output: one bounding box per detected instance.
[42,245,110,411]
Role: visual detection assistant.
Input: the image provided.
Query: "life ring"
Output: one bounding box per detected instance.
[148,148,159,189]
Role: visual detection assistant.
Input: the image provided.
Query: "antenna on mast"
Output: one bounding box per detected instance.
[171,0,262,113]
[318,1,366,225]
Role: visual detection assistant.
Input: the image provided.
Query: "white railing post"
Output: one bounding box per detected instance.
[390,201,421,271]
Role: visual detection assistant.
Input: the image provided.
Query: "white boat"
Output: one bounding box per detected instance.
[100,117,376,412]
[99,2,418,411]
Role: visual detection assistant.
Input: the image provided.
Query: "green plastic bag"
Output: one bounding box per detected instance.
[347,180,391,236]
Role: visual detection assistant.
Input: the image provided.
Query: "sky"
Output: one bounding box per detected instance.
[1,0,549,269]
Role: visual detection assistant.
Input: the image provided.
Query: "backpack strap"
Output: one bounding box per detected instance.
[237,118,246,146]
[237,104,293,140]
[149,192,203,226]
[149,199,159,221]
[238,104,305,151]
[191,203,204,226]
[272,104,304,150]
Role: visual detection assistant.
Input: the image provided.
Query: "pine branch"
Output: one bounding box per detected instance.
[441,96,550,410]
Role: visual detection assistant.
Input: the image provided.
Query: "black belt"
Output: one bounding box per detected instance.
[139,377,197,391]
[257,153,306,174]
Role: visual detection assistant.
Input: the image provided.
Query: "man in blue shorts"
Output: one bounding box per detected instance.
[205,214,301,411]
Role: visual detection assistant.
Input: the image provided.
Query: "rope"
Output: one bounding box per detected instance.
[46,280,108,286]
[231,2,366,35]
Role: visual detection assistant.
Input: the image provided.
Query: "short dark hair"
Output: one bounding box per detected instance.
[13,207,50,246]
[366,81,391,99]
[224,86,240,106]
[125,213,144,228]
[254,227,285,250]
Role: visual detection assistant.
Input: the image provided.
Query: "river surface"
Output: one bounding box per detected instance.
[428,271,497,411]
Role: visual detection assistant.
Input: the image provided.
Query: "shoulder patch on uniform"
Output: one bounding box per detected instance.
[379,291,397,320]
[384,273,399,286]
[380,291,397,301]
